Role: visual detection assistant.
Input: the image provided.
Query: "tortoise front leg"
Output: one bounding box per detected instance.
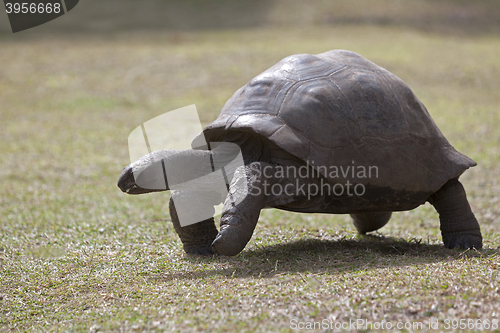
[428,178,482,249]
[169,191,220,255]
[211,162,277,256]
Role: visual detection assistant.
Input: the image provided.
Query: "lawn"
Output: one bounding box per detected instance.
[1,1,500,332]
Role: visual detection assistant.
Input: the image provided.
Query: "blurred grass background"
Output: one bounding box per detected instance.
[1,0,500,332]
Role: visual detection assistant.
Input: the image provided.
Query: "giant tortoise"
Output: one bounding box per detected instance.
[118,50,482,256]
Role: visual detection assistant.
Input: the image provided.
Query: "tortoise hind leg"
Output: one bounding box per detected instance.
[350,212,392,234]
[428,179,482,249]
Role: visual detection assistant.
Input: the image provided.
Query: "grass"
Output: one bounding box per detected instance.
[1,1,500,332]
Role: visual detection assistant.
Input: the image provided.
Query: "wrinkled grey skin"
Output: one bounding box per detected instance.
[118,50,482,256]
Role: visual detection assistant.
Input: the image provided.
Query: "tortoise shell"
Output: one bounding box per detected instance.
[196,50,475,212]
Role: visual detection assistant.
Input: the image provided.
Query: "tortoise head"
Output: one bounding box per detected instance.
[118,144,244,195]
[118,150,171,195]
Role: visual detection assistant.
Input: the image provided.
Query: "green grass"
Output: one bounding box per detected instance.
[1,1,500,331]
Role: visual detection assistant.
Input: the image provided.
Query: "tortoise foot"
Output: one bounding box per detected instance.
[211,224,250,256]
[442,232,482,250]
[183,244,215,256]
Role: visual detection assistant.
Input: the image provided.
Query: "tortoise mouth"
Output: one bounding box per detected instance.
[117,166,135,193]
[123,184,155,195]
[117,166,149,194]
